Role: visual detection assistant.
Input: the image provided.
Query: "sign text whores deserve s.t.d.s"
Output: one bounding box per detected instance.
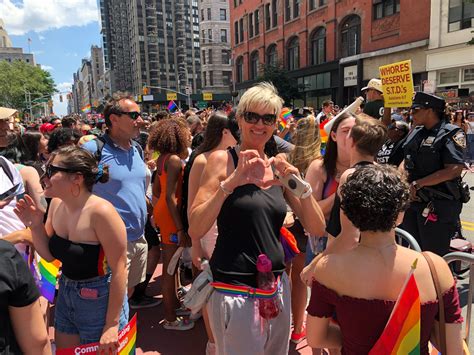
[379,60,414,108]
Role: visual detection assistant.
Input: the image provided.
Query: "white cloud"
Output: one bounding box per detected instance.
[38,34,45,41]
[40,64,53,71]
[0,0,99,35]
[31,50,44,55]
[56,82,72,93]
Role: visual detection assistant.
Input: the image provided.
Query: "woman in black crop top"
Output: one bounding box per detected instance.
[14,145,128,353]
[188,83,326,354]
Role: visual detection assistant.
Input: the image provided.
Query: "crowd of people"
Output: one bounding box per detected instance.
[0,80,472,354]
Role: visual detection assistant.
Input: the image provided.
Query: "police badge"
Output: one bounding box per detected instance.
[453,131,467,149]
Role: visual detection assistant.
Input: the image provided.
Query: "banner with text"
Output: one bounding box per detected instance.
[56,314,137,355]
[379,60,414,108]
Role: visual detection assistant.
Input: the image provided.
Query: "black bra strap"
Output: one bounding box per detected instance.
[228,147,238,169]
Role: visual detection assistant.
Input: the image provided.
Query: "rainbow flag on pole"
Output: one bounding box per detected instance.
[167,100,177,112]
[81,104,92,113]
[33,257,61,303]
[279,108,293,130]
[369,259,420,355]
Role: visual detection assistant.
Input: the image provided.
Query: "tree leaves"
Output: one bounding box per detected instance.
[0,60,55,110]
[257,62,304,106]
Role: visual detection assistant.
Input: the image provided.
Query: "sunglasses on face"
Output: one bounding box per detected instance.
[116,111,142,120]
[42,164,80,179]
[243,111,277,126]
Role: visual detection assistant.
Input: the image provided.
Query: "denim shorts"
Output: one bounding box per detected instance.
[55,274,129,344]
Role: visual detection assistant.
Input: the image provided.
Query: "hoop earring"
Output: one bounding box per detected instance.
[71,184,80,198]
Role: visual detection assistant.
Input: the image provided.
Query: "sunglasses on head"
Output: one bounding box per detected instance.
[116,111,141,120]
[243,111,277,126]
[42,164,80,179]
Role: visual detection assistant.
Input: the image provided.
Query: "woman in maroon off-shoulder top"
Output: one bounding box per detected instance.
[306,165,463,354]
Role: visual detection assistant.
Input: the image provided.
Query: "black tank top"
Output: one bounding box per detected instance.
[326,161,373,238]
[49,234,109,280]
[210,148,287,288]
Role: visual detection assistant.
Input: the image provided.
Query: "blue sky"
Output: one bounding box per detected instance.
[0,0,101,115]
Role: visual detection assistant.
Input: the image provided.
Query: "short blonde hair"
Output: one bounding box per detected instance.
[237,82,284,117]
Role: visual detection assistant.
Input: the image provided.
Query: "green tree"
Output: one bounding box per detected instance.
[257,63,304,105]
[0,60,55,110]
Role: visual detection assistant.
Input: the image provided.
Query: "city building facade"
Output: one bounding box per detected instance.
[198,0,232,94]
[426,0,474,107]
[0,19,35,66]
[230,0,431,107]
[99,0,203,105]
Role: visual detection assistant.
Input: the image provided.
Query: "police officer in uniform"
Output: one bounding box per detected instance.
[400,92,466,256]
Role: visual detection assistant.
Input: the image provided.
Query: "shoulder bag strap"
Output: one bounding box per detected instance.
[422,252,447,354]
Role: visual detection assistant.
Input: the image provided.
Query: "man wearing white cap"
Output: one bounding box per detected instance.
[361,78,385,120]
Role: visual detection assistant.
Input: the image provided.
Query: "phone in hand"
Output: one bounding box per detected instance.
[275,173,307,198]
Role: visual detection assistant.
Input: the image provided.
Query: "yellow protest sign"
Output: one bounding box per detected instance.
[379,60,414,108]
[203,92,213,101]
[166,92,177,101]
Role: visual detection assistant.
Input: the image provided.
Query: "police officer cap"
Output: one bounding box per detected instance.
[291,107,312,119]
[411,92,445,111]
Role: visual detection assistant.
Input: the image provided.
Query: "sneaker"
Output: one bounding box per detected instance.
[290,326,306,344]
[163,317,195,331]
[175,305,191,316]
[129,295,163,309]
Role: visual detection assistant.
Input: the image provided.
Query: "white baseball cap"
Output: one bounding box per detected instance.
[0,107,17,120]
[361,78,383,93]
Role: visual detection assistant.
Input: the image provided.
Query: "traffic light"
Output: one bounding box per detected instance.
[59,95,63,102]
[143,86,150,95]
[48,100,53,108]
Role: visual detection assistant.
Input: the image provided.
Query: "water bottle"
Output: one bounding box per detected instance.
[256,254,280,319]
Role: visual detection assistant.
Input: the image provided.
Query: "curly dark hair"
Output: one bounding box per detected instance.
[340,164,410,232]
[47,128,82,153]
[50,145,109,192]
[147,118,190,156]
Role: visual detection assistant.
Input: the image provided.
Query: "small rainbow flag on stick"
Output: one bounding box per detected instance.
[369,259,420,355]
[279,108,293,130]
[81,104,92,113]
[167,100,177,112]
[32,257,61,303]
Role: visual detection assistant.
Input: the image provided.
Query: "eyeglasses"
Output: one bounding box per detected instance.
[42,164,80,179]
[116,111,142,120]
[243,111,277,126]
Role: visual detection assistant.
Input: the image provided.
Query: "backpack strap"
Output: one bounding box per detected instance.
[131,140,144,161]
[0,156,14,184]
[93,136,106,162]
[228,147,238,169]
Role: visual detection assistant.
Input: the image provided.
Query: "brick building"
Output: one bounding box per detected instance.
[230,0,430,107]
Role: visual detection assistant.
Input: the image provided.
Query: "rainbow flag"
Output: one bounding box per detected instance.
[56,314,137,355]
[167,100,177,112]
[279,108,293,129]
[34,257,61,303]
[369,259,420,355]
[81,104,92,113]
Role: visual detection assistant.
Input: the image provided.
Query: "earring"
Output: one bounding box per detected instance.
[71,184,80,198]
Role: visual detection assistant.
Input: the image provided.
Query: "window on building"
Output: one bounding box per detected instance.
[209,71,214,86]
[310,0,328,10]
[202,29,206,42]
[310,27,326,65]
[223,71,232,86]
[201,9,204,20]
[202,50,206,64]
[234,0,237,7]
[340,15,361,57]
[285,0,291,21]
[250,51,259,79]
[255,10,260,35]
[265,4,271,30]
[266,44,278,66]
[235,21,239,44]
[236,56,244,83]
[373,0,400,20]
[448,0,474,31]
[272,0,278,27]
[222,49,230,64]
[249,13,254,37]
[208,49,213,64]
[287,36,299,70]
[221,29,227,42]
[239,18,244,42]
[464,68,474,81]
[439,69,459,84]
[204,71,207,86]
[208,28,212,41]
[220,9,227,20]
[207,8,211,20]
[294,0,300,18]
